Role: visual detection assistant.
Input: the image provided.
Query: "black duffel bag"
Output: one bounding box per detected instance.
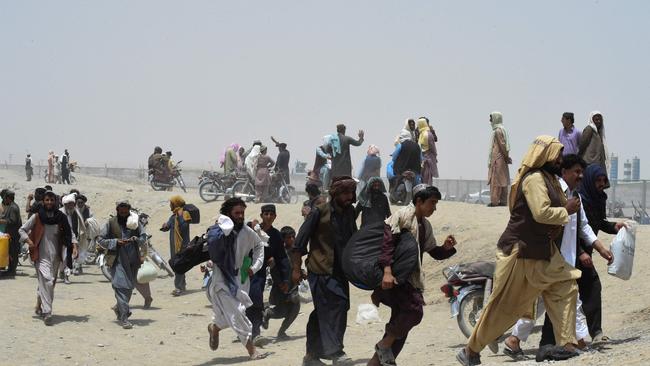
[168,234,209,274]
[342,221,419,290]
[184,203,200,224]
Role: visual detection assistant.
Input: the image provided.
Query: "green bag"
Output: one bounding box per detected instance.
[240,256,252,284]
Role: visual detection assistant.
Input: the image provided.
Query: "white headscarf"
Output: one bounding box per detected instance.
[244,145,261,178]
[398,130,412,143]
[62,193,76,205]
[395,119,417,145]
[488,111,510,167]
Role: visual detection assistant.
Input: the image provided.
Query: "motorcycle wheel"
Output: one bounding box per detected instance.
[18,244,30,266]
[231,181,255,202]
[278,186,297,204]
[150,180,167,191]
[288,186,298,204]
[177,176,187,193]
[457,290,484,338]
[199,181,222,202]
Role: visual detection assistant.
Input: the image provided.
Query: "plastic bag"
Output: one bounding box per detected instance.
[137,260,158,284]
[356,304,381,325]
[608,222,637,280]
[298,279,312,303]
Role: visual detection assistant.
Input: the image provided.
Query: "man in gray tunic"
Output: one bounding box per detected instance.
[330,124,364,179]
[19,190,75,325]
[97,200,147,329]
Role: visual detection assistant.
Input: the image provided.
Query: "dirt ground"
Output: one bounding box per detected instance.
[1,169,648,366]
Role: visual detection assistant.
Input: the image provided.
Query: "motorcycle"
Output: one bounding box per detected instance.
[198,171,241,202]
[198,170,216,186]
[97,210,175,281]
[149,161,187,193]
[269,172,297,204]
[440,261,495,339]
[227,171,296,203]
[389,170,417,205]
[228,174,256,202]
[42,166,77,184]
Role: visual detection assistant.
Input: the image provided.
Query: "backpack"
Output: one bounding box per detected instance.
[184,204,200,224]
[168,234,209,274]
[342,220,419,290]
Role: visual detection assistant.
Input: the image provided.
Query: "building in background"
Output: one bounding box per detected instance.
[624,159,632,181]
[633,156,641,181]
[610,153,619,181]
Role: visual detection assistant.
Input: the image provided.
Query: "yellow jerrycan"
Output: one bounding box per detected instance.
[0,234,10,269]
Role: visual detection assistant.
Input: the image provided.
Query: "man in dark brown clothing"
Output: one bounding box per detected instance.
[292,176,357,366]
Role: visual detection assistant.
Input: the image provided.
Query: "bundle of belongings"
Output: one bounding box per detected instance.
[342,221,419,290]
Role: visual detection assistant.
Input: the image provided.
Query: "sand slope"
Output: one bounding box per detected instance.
[1,169,648,366]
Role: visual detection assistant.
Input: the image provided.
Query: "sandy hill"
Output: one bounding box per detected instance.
[1,169,648,365]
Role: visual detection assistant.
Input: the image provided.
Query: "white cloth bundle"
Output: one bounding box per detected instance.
[126,211,139,230]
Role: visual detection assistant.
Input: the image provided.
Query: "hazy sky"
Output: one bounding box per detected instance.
[2,1,649,179]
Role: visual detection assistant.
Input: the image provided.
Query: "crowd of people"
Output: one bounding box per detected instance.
[20,149,75,184]
[0,110,628,366]
[25,149,76,184]
[218,137,291,203]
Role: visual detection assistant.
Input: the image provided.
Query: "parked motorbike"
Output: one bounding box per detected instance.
[198,171,241,202]
[97,210,174,281]
[198,170,216,186]
[440,261,495,338]
[227,171,296,203]
[269,172,297,204]
[149,161,187,192]
[389,170,416,205]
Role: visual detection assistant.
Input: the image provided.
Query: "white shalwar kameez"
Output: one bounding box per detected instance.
[206,216,265,344]
[511,179,597,342]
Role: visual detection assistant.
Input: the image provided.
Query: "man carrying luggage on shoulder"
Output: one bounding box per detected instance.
[368,184,457,366]
[291,176,358,366]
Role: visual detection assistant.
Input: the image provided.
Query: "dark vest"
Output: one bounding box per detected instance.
[305,202,336,275]
[497,170,564,260]
[103,217,142,267]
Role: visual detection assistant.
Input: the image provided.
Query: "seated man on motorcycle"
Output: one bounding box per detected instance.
[368,184,457,366]
[148,147,171,182]
[390,131,422,194]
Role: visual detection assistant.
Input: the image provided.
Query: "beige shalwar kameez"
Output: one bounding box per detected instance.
[468,136,581,353]
[488,112,511,206]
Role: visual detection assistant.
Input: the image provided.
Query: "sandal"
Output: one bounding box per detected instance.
[375,344,397,366]
[456,348,481,366]
[592,333,611,344]
[503,345,527,361]
[208,324,219,351]
[250,351,271,360]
